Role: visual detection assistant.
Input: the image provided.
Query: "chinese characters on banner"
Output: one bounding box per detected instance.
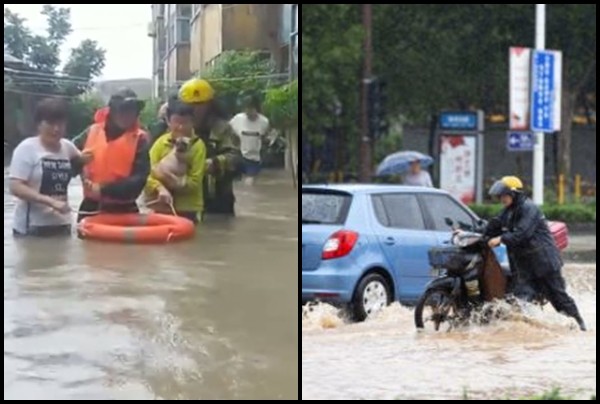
[509,47,531,130]
[439,135,476,204]
[530,50,562,132]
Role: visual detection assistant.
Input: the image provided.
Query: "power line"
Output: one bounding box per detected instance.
[17,22,148,33]
[4,67,92,82]
[8,78,92,87]
[4,67,288,83]
[4,88,79,98]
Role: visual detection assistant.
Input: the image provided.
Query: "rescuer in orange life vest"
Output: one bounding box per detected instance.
[72,88,150,222]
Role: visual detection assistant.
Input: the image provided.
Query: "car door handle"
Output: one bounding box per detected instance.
[384,237,395,245]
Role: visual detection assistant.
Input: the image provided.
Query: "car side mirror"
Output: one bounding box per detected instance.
[475,219,487,232]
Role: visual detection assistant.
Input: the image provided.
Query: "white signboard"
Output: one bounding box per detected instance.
[439,135,477,204]
[509,47,532,130]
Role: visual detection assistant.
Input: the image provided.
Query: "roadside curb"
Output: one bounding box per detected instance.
[563,249,596,263]
[567,222,596,233]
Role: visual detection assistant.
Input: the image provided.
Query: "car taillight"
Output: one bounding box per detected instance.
[322,230,359,260]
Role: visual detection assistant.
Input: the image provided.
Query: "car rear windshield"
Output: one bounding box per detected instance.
[302,191,351,225]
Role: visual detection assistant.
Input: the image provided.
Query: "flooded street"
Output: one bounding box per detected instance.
[302,265,596,400]
[4,170,298,400]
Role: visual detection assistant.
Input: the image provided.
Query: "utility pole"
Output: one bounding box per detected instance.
[359,4,373,183]
[532,4,546,205]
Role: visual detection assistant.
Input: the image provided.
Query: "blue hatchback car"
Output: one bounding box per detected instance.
[301,184,509,320]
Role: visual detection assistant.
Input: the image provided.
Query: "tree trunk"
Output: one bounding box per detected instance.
[558,88,575,184]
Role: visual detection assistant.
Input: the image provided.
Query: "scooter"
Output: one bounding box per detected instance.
[414,218,546,331]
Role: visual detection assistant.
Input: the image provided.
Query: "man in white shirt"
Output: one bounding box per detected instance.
[230,95,270,185]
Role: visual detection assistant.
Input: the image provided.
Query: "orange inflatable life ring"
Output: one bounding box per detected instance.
[78,213,195,244]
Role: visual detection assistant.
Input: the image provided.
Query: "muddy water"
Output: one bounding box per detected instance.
[4,171,298,400]
[302,265,596,400]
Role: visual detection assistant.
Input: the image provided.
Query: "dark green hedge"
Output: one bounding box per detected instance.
[469,203,596,223]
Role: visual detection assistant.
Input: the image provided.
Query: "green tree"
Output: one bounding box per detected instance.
[303,4,596,177]
[4,6,106,94]
[67,94,104,137]
[62,39,106,95]
[4,6,106,145]
[264,80,298,130]
[302,3,363,173]
[139,98,163,130]
[546,4,596,179]
[200,50,277,116]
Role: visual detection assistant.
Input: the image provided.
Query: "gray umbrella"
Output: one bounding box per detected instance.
[376,151,433,176]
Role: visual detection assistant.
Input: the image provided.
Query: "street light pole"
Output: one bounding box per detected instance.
[359,4,373,183]
[532,4,546,205]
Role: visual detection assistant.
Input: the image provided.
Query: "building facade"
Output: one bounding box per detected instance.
[189,4,281,77]
[292,4,297,78]
[150,4,295,99]
[149,4,192,98]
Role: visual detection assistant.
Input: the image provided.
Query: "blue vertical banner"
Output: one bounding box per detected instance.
[530,50,562,132]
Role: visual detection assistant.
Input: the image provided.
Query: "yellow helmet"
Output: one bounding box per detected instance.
[501,176,524,190]
[178,78,215,104]
[489,176,524,196]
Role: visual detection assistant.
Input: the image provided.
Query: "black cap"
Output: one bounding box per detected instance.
[108,87,145,112]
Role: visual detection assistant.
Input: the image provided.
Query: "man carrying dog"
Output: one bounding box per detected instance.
[145,96,206,224]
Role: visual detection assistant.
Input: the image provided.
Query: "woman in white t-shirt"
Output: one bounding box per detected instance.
[229,96,270,185]
[8,98,92,237]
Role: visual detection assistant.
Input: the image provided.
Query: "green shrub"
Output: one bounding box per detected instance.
[528,388,570,400]
[468,204,503,219]
[542,204,595,223]
[469,203,595,223]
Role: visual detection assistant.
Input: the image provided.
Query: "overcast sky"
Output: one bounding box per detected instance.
[5,4,152,80]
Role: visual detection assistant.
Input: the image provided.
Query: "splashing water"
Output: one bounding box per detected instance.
[302,264,596,400]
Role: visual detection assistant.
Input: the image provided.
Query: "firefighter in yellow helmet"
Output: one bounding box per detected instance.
[484,176,586,331]
[178,78,241,216]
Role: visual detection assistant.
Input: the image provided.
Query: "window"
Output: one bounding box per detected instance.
[177,4,192,17]
[373,194,425,230]
[176,18,190,43]
[420,194,475,231]
[302,192,351,225]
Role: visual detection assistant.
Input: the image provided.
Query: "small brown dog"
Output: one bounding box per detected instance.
[146,137,191,213]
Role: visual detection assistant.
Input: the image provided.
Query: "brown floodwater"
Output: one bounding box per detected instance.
[302,264,596,400]
[4,170,298,400]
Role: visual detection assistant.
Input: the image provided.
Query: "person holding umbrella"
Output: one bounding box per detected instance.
[403,159,433,187]
[376,150,433,187]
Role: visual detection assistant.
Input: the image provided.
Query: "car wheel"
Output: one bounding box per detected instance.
[352,273,391,321]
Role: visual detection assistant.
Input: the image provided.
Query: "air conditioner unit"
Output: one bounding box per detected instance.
[147,22,156,38]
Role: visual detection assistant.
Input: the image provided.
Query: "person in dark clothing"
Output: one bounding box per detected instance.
[72,88,150,222]
[484,176,586,331]
[148,101,169,147]
[178,78,242,216]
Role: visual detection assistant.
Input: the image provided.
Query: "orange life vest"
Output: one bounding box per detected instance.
[83,123,142,203]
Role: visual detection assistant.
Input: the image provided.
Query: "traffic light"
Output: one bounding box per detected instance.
[365,76,389,139]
